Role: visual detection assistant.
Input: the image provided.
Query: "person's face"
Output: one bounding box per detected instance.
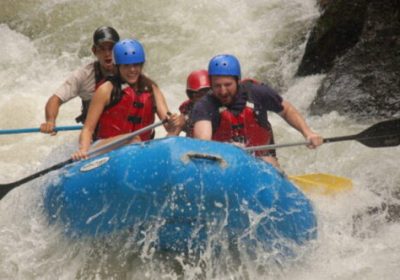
[119,63,143,84]
[211,76,238,105]
[92,41,115,73]
[187,88,210,103]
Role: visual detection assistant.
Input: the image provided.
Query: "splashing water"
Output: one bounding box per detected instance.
[1,0,399,279]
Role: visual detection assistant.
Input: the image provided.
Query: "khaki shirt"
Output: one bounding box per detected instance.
[54,62,96,103]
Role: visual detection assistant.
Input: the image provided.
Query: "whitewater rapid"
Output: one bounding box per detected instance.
[1,0,399,279]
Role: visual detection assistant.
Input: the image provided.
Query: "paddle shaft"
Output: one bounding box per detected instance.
[245,135,358,151]
[0,120,166,199]
[0,125,82,135]
[246,118,400,152]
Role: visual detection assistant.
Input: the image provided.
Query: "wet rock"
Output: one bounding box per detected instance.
[297,0,367,76]
[304,0,400,120]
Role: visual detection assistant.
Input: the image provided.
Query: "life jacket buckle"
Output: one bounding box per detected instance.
[128,116,142,124]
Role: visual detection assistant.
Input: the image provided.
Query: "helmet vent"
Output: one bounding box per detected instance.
[208,54,241,77]
[113,39,146,64]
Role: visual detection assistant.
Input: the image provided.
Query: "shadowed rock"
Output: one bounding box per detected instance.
[297,0,400,120]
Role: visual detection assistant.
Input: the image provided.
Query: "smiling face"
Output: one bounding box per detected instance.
[92,41,115,73]
[211,76,238,105]
[118,63,143,84]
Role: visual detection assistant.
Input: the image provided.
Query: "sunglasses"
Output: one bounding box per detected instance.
[186,88,211,99]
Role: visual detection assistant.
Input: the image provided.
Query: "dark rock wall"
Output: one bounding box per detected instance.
[297,0,367,76]
[297,0,400,120]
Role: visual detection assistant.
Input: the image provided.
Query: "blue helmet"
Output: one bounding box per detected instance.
[208,54,241,78]
[113,39,145,65]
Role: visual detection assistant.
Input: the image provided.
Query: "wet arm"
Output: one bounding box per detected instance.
[40,95,62,133]
[193,120,212,140]
[153,85,170,120]
[279,100,322,148]
[152,85,183,134]
[72,82,112,160]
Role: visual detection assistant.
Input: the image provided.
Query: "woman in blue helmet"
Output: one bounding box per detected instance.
[72,39,180,160]
[191,54,323,167]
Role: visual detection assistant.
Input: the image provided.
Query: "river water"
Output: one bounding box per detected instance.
[0,0,399,279]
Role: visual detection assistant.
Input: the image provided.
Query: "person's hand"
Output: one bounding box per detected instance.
[71,147,89,161]
[40,121,57,135]
[306,132,323,149]
[260,155,281,169]
[128,135,142,144]
[167,113,182,126]
[175,114,186,129]
[231,141,246,148]
[165,113,184,136]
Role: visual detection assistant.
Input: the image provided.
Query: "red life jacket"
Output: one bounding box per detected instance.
[179,99,192,115]
[212,100,275,157]
[96,85,155,140]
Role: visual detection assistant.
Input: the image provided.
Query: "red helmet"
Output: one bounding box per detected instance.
[240,78,260,85]
[186,69,210,91]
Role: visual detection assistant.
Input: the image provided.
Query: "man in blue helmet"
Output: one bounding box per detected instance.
[191,54,323,167]
[40,26,120,134]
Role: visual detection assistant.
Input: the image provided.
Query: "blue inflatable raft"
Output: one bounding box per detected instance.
[44,137,317,255]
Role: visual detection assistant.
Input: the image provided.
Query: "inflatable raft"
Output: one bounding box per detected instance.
[44,137,317,254]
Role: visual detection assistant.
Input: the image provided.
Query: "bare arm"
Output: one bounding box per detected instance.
[193,120,213,140]
[72,82,112,160]
[40,95,63,134]
[152,85,183,134]
[153,85,170,120]
[279,100,322,148]
[41,65,89,133]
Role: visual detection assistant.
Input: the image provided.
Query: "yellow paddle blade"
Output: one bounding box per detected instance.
[288,173,353,195]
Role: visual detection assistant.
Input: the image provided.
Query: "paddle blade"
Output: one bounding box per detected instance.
[0,185,17,200]
[0,158,74,200]
[357,118,400,147]
[289,173,353,195]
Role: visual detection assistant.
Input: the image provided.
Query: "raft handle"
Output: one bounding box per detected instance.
[181,152,228,169]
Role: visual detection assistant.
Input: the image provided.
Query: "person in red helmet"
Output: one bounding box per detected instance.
[185,69,211,104]
[40,26,120,134]
[168,69,211,136]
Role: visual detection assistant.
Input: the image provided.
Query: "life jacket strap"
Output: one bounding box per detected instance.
[128,116,142,124]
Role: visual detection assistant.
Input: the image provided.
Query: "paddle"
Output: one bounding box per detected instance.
[246,119,399,194]
[288,173,353,195]
[0,125,82,135]
[0,120,167,200]
[246,118,400,152]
